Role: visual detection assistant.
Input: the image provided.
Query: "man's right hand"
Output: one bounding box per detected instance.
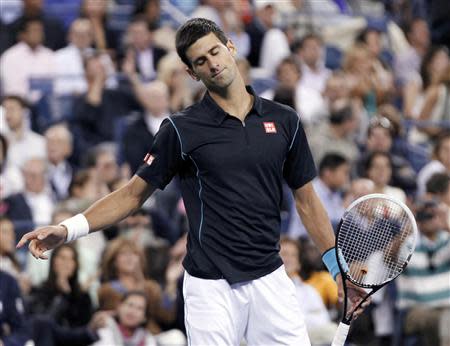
[16,225,68,259]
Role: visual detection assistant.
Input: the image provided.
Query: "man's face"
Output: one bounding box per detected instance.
[23,159,46,194]
[299,37,322,67]
[128,22,151,51]
[45,129,72,164]
[70,20,93,50]
[409,20,430,48]
[327,163,350,191]
[185,33,237,92]
[277,62,300,89]
[3,99,25,131]
[21,21,44,48]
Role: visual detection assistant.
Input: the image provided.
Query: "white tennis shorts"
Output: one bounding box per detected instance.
[183,265,311,346]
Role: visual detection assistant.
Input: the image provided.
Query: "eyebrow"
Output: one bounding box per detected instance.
[192,45,220,65]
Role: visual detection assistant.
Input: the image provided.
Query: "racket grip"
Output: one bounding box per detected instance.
[331,322,350,346]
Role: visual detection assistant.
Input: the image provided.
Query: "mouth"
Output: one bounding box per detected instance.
[211,68,225,78]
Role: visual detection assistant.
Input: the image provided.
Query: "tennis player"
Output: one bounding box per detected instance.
[18,18,369,345]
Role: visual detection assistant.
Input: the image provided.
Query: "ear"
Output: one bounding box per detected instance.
[186,67,200,81]
[226,40,237,57]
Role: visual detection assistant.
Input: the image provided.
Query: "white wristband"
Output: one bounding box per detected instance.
[60,214,90,243]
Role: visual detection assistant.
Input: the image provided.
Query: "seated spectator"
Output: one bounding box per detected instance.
[122,16,167,82]
[133,0,162,29]
[5,0,66,51]
[89,143,122,191]
[343,178,375,208]
[121,55,170,173]
[5,158,54,240]
[93,291,157,346]
[411,46,450,142]
[0,18,55,102]
[0,217,22,277]
[54,18,94,96]
[98,237,177,335]
[260,56,326,126]
[417,132,450,196]
[357,116,417,194]
[157,52,194,112]
[343,43,393,115]
[79,0,120,53]
[299,238,338,310]
[0,270,32,345]
[426,173,450,226]
[45,124,75,201]
[363,151,406,203]
[396,199,450,346]
[292,33,331,93]
[280,237,336,344]
[356,26,392,68]
[28,244,93,328]
[70,53,140,153]
[1,95,46,169]
[0,133,24,198]
[288,153,350,239]
[308,98,359,166]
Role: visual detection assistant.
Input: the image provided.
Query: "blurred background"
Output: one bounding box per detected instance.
[0,1,449,345]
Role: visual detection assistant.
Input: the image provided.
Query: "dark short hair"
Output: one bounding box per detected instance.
[318,153,348,175]
[426,172,450,194]
[292,33,323,52]
[276,55,301,77]
[18,17,43,33]
[175,18,228,68]
[1,95,29,109]
[364,151,392,176]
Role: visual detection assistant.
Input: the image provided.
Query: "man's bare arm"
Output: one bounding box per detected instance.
[293,181,335,253]
[17,175,155,258]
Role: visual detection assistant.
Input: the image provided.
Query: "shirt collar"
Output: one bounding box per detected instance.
[201,85,263,124]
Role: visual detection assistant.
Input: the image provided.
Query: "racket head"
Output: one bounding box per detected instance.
[336,193,418,288]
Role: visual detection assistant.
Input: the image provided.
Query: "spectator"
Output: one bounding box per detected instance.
[288,153,350,239]
[0,18,55,101]
[28,244,94,328]
[92,291,157,346]
[245,0,277,68]
[260,56,325,126]
[89,143,121,190]
[122,55,170,174]
[308,98,359,166]
[411,46,450,142]
[426,172,450,227]
[122,16,167,82]
[0,217,21,278]
[396,199,450,346]
[0,270,32,345]
[1,95,46,169]
[343,43,393,115]
[133,0,161,29]
[79,0,120,53]
[98,237,177,335]
[394,18,430,88]
[417,132,450,196]
[4,158,53,240]
[364,151,407,202]
[356,27,392,68]
[357,116,417,194]
[293,33,331,93]
[6,0,66,51]
[45,124,75,201]
[280,237,336,344]
[53,18,94,96]
[0,133,24,198]
[71,53,140,152]
[299,237,338,310]
[343,177,375,208]
[157,52,194,113]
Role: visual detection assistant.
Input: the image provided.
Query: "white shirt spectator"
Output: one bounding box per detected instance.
[0,42,55,101]
[54,44,89,96]
[299,62,331,93]
[259,28,290,76]
[24,190,54,227]
[6,130,46,168]
[0,164,24,198]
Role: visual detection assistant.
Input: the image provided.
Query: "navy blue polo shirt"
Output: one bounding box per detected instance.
[137,86,316,284]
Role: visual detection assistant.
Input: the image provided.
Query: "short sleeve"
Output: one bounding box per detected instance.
[136,118,185,190]
[283,118,317,189]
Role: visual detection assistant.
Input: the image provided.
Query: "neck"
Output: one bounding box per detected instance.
[209,76,252,122]
[330,124,346,138]
[12,126,25,139]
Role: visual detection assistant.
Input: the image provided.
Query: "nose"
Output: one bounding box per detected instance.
[207,57,220,72]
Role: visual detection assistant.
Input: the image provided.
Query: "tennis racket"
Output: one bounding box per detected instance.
[331,193,418,346]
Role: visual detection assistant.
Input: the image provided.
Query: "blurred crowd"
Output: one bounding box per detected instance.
[0,0,449,346]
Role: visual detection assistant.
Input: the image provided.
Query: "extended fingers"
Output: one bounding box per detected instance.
[28,239,49,260]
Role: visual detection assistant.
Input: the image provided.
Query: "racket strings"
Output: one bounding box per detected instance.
[338,198,414,286]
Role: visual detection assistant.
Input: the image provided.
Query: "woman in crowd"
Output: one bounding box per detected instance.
[98,237,178,335]
[28,243,93,328]
[92,291,157,346]
[364,151,407,203]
